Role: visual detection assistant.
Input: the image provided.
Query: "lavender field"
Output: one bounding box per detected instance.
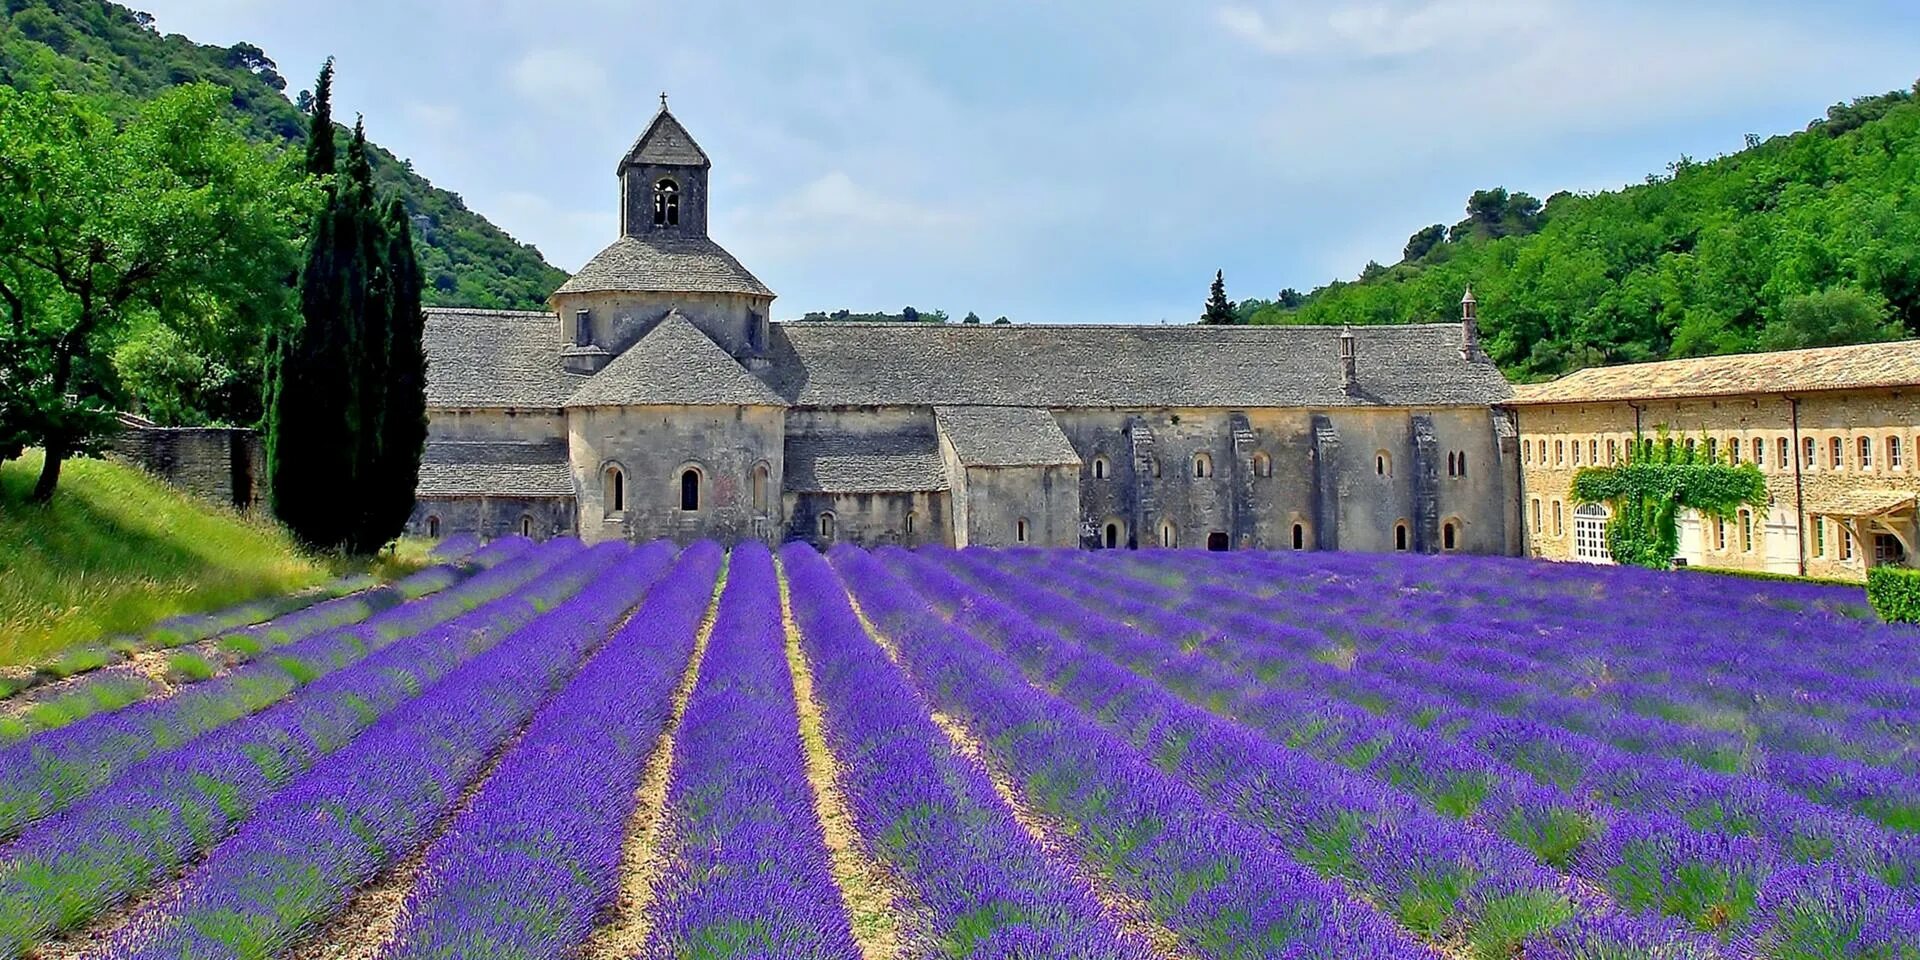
[0,539,1915,959]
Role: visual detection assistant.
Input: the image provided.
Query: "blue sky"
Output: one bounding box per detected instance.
[136,1,1920,324]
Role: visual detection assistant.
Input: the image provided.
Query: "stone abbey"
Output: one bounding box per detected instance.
[409,105,1522,553]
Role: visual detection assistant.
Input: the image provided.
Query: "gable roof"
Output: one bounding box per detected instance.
[551,235,774,299]
[935,407,1081,467]
[1509,339,1920,405]
[423,309,583,409]
[761,322,1511,409]
[617,107,710,171]
[784,432,949,493]
[565,312,786,408]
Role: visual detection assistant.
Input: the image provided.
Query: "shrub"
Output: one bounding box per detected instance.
[1865,566,1920,623]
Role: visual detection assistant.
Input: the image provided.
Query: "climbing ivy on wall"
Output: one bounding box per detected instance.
[1571,433,1771,570]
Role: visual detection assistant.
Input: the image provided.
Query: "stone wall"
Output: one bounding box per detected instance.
[785,491,950,549]
[569,403,785,546]
[409,496,575,540]
[551,290,775,365]
[1051,405,1512,555]
[1513,389,1920,581]
[108,420,262,510]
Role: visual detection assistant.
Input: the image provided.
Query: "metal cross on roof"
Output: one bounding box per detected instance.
[659,91,669,109]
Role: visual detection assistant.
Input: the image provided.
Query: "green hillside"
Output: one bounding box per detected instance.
[0,451,337,666]
[1249,82,1920,381]
[0,0,568,311]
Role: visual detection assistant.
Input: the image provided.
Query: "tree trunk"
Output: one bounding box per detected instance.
[31,438,65,503]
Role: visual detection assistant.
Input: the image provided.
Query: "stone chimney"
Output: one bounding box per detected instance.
[561,307,611,374]
[1339,325,1358,395]
[1460,285,1481,361]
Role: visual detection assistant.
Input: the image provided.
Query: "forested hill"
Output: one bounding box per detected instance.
[0,0,569,310]
[1248,81,1920,382]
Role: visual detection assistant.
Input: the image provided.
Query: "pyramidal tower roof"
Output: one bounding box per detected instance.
[617,100,711,173]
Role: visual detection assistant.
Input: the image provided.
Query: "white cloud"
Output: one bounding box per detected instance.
[508,47,608,109]
[402,100,461,134]
[1216,0,1561,59]
[726,171,977,258]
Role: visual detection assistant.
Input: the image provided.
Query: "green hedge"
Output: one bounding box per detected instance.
[1866,566,1920,623]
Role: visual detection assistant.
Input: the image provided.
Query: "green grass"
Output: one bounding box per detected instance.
[0,451,335,668]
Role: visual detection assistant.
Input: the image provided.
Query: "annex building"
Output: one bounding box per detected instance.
[1510,340,1920,581]
[410,105,1521,553]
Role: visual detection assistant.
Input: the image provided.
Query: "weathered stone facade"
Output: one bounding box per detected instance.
[1511,341,1920,581]
[410,105,1521,555]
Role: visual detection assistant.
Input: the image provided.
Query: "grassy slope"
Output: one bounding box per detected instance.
[0,452,334,667]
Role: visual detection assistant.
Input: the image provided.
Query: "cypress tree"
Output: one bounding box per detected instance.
[270,60,360,550]
[371,196,427,547]
[1201,269,1237,325]
[344,118,390,554]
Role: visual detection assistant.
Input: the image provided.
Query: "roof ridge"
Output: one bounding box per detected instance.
[566,312,785,408]
[778,321,1468,332]
[617,106,711,172]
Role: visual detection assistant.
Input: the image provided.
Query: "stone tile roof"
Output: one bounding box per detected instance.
[618,107,710,172]
[417,462,574,498]
[762,322,1510,408]
[784,432,949,493]
[935,406,1081,467]
[1811,488,1918,518]
[1508,339,1920,405]
[566,313,786,408]
[551,235,773,298]
[423,440,567,465]
[423,309,584,409]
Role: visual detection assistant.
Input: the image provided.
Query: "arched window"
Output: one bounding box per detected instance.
[1104,523,1120,549]
[1859,436,1874,469]
[1752,437,1764,466]
[680,468,701,512]
[1739,508,1754,552]
[1446,452,1456,477]
[1522,439,1532,464]
[904,511,917,542]
[426,516,440,538]
[1160,521,1176,549]
[1252,452,1272,478]
[1457,450,1468,476]
[1728,439,1740,464]
[1608,440,1619,465]
[1394,522,1409,552]
[1803,436,1816,469]
[1092,457,1109,480]
[1556,440,1566,465]
[752,463,771,513]
[1588,440,1597,465]
[1192,453,1213,479]
[1891,436,1904,469]
[605,466,626,514]
[1291,523,1306,551]
[1572,442,1581,466]
[1705,438,1717,461]
[1830,436,1843,469]
[1016,518,1030,543]
[653,178,679,226]
[819,511,837,541]
[520,515,533,538]
[1376,451,1392,478]
[1573,503,1611,563]
[1442,521,1458,552]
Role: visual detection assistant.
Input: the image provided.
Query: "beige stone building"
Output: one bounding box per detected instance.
[410,105,1522,552]
[1508,341,1920,580]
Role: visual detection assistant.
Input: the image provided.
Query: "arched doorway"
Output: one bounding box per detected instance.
[1207,532,1230,552]
[1574,503,1612,564]
[1104,523,1120,549]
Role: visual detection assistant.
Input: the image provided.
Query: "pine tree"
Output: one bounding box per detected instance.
[1201,269,1237,325]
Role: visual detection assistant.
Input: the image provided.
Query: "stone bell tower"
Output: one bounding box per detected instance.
[619,94,710,239]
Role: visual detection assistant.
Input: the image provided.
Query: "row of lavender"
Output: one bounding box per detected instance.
[962,547,1920,957]
[0,538,644,956]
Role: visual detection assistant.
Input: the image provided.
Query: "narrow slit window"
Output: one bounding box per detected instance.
[680,469,700,512]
